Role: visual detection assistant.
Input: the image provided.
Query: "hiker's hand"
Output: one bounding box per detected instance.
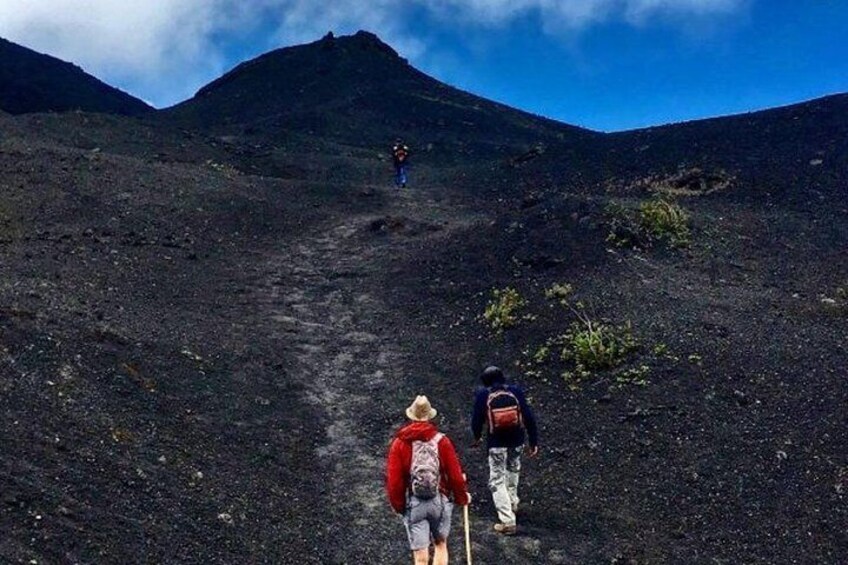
[528,445,540,458]
[465,492,472,504]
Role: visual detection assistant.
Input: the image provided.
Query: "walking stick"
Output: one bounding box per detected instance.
[464,504,472,565]
[463,473,472,565]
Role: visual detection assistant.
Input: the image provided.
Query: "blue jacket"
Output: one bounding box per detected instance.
[471,383,539,449]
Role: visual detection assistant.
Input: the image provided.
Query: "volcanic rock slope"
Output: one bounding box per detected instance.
[162,31,596,168]
[1,33,846,564]
[0,37,151,116]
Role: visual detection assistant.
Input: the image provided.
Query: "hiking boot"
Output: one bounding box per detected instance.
[493,523,517,535]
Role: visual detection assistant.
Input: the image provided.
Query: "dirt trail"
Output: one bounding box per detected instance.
[257,190,432,563]
[252,183,565,563]
[267,221,403,562]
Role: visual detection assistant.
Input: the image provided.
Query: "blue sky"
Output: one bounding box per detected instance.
[0,0,846,131]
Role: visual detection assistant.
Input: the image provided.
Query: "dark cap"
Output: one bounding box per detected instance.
[481,365,505,386]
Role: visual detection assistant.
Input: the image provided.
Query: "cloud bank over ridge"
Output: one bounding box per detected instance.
[0,0,744,106]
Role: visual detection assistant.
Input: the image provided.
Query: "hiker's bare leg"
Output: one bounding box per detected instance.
[433,539,449,565]
[412,548,429,565]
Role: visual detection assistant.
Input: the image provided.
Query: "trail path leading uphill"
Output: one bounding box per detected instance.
[264,217,404,563]
[254,185,567,563]
[256,188,452,563]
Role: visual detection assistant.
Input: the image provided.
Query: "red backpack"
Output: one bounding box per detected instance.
[487,390,523,434]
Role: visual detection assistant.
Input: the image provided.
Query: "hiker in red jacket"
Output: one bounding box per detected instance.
[386,395,470,565]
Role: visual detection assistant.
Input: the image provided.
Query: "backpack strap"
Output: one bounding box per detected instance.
[486,391,503,434]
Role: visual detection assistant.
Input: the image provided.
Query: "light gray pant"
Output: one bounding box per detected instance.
[488,446,522,526]
[402,494,453,550]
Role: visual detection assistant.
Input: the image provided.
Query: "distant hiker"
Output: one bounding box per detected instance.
[471,365,539,535]
[387,395,470,565]
[392,138,410,188]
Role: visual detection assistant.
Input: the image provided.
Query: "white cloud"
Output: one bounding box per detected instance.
[0,0,240,104]
[0,0,743,106]
[422,0,742,27]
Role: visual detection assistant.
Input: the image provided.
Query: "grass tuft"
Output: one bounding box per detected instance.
[606,197,691,248]
[639,198,691,246]
[483,287,527,333]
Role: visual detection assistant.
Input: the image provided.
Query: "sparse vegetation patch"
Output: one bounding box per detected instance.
[544,283,574,304]
[558,319,639,381]
[483,287,528,333]
[606,197,691,248]
[606,168,734,196]
[639,198,691,246]
[824,284,848,316]
[508,283,669,388]
[605,202,642,248]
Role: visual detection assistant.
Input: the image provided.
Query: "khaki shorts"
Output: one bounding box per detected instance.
[402,494,453,550]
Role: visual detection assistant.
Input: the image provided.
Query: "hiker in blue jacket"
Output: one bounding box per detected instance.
[471,365,539,535]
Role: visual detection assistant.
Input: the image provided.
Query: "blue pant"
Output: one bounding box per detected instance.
[395,164,408,188]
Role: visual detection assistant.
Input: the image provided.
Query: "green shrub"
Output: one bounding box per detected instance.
[639,198,690,246]
[544,283,574,305]
[509,284,677,389]
[533,344,551,364]
[605,198,691,248]
[605,202,642,248]
[483,287,527,333]
[559,320,638,380]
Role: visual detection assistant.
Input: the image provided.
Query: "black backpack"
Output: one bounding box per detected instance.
[486,389,523,434]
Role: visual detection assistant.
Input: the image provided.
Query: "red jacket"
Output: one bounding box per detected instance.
[385,421,469,513]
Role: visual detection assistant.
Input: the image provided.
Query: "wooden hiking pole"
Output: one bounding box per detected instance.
[463,504,472,565]
[463,473,472,565]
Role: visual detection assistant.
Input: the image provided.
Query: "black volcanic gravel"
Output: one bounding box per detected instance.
[1,34,847,564]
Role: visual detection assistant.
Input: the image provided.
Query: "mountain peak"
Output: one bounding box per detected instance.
[166,31,589,159]
[311,29,403,61]
[350,30,399,55]
[191,30,407,101]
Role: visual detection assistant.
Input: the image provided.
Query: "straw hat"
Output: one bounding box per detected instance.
[405,395,437,421]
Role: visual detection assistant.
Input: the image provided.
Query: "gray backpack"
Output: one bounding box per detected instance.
[410,433,443,499]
